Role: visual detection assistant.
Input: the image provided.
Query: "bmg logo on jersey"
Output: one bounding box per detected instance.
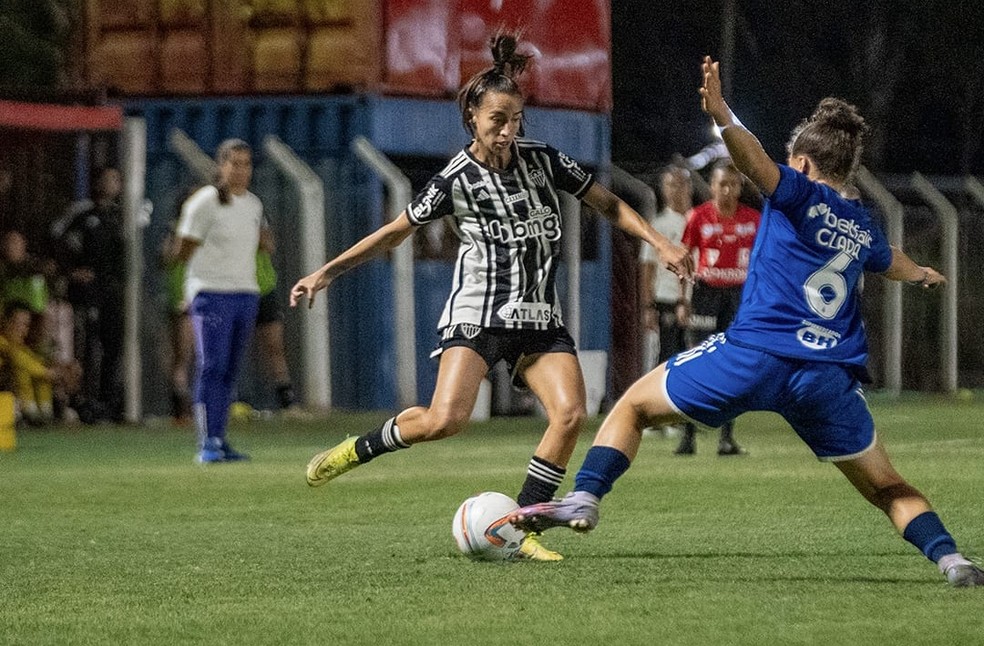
[796,321,841,350]
[488,207,561,243]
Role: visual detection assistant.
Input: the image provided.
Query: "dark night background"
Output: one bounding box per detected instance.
[610,0,984,176]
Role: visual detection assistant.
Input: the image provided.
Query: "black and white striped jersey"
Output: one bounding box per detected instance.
[406,138,594,333]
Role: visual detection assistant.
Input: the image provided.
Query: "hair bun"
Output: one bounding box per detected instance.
[811,98,868,139]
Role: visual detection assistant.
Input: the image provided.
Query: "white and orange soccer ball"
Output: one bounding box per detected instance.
[451,491,526,561]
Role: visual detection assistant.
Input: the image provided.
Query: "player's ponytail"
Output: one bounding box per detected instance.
[787,98,868,185]
[457,32,531,136]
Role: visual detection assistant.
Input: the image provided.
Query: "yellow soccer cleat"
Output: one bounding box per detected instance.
[306,437,361,487]
[516,532,564,562]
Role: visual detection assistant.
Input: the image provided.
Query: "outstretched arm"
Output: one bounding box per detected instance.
[290,212,415,308]
[882,246,946,288]
[698,56,781,196]
[582,182,693,280]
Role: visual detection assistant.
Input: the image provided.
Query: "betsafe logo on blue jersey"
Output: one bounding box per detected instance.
[807,202,872,261]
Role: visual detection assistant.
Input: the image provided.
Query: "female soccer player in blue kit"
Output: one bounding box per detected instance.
[511,56,984,586]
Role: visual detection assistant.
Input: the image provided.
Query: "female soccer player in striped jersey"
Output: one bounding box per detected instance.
[511,56,984,586]
[291,33,692,561]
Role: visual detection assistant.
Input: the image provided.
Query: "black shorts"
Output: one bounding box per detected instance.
[688,282,743,334]
[255,291,283,326]
[431,324,577,388]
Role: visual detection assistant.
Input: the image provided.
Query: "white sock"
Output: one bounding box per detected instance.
[938,553,972,574]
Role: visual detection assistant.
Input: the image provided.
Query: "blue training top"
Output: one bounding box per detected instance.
[727,165,893,369]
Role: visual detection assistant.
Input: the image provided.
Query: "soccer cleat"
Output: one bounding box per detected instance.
[306,437,361,487]
[717,439,747,456]
[516,532,564,561]
[674,436,696,455]
[944,563,984,587]
[509,491,600,534]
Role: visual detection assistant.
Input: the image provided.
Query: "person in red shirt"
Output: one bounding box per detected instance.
[675,159,760,455]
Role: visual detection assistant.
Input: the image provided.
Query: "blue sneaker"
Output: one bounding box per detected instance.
[509,491,600,534]
[197,437,225,463]
[197,437,250,463]
[220,441,249,462]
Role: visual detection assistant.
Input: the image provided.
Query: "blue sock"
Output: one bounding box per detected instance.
[902,511,958,563]
[574,446,631,499]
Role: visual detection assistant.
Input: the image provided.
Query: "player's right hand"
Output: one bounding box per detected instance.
[290,269,330,309]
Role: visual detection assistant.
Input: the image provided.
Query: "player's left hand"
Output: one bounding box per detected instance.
[698,56,730,127]
[915,266,946,289]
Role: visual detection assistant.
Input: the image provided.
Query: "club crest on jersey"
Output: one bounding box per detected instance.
[529,169,546,187]
[457,323,482,339]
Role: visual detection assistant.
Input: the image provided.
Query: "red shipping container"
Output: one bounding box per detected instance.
[383,0,611,112]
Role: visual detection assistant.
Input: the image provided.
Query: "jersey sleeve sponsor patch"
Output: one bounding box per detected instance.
[407,175,453,225]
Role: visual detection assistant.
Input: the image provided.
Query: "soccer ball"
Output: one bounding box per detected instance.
[451,491,526,561]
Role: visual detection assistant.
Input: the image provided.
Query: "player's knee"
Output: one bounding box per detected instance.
[547,401,587,434]
[420,407,470,440]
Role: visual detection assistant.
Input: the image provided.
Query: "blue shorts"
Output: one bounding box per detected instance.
[664,334,876,461]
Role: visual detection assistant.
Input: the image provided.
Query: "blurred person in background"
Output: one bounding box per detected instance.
[0,230,51,351]
[160,218,195,426]
[162,201,300,424]
[291,33,693,561]
[674,159,760,456]
[0,301,79,425]
[511,56,984,588]
[55,166,126,423]
[639,166,692,437]
[253,237,303,416]
[174,139,267,463]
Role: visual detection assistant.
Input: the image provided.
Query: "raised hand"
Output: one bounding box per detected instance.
[698,56,731,127]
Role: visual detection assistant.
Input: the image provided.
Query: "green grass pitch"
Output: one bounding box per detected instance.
[3,394,983,645]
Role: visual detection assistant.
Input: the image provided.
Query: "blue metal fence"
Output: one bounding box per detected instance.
[125,95,611,412]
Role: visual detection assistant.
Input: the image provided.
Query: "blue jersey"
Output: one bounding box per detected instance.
[726,165,892,368]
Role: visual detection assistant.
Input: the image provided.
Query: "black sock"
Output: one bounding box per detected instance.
[719,421,735,443]
[517,456,566,507]
[684,423,697,440]
[354,417,409,463]
[275,383,297,409]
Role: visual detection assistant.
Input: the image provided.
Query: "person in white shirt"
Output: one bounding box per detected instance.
[174,139,268,463]
[640,165,692,371]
